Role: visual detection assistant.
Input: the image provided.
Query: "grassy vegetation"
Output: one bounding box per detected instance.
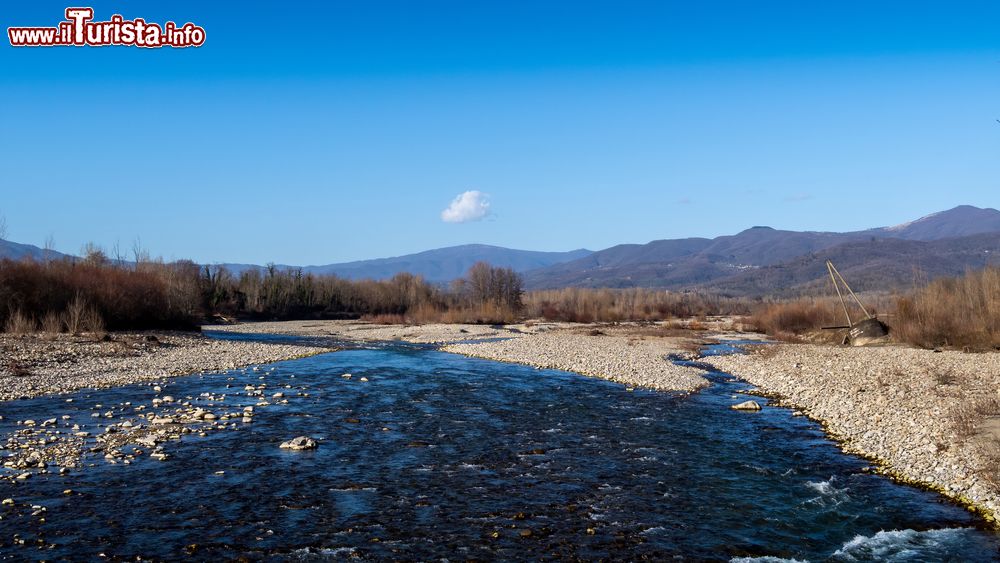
[523,288,749,323]
[893,267,1000,351]
[749,267,1000,351]
[748,298,845,342]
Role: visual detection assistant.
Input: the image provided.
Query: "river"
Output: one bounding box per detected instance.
[0,335,998,560]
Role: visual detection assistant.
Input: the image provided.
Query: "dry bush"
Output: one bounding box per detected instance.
[40,311,63,334]
[524,288,749,323]
[749,299,844,341]
[933,368,959,386]
[951,397,1000,438]
[982,449,1000,489]
[64,293,86,334]
[893,267,1000,351]
[83,306,105,334]
[405,303,447,324]
[362,313,407,325]
[3,309,36,334]
[0,258,200,332]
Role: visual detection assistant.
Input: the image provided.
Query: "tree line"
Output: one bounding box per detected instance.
[0,247,526,333]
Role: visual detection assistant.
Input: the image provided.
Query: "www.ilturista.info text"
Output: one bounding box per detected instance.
[8,8,205,48]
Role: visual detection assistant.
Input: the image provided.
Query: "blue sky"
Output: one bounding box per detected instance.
[2,1,998,264]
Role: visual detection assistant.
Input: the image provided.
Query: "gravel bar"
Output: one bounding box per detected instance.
[0,332,332,402]
[444,332,707,392]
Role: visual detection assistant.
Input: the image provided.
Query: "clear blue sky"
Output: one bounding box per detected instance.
[2,1,998,264]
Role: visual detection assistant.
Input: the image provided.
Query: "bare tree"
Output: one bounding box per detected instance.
[0,213,7,240]
[465,261,524,313]
[131,237,150,269]
[112,239,127,268]
[81,242,108,266]
[43,234,56,263]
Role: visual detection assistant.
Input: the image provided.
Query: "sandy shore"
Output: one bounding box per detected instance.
[0,332,332,402]
[706,344,1000,522]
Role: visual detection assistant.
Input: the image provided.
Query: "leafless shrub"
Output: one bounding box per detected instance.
[525,288,749,323]
[981,449,1000,489]
[749,299,843,341]
[64,294,87,335]
[40,311,63,334]
[894,267,1000,351]
[3,309,36,334]
[361,313,407,325]
[951,397,1000,438]
[933,368,959,386]
[82,306,105,335]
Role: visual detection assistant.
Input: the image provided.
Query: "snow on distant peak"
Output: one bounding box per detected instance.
[886,210,942,232]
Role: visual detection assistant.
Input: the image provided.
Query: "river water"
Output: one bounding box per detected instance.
[0,335,998,561]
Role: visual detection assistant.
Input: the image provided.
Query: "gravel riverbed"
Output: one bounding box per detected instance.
[706,344,1000,523]
[0,332,331,402]
[444,332,707,392]
[203,320,513,343]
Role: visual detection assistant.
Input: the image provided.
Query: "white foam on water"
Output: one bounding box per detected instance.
[730,557,808,563]
[639,525,666,536]
[805,476,848,497]
[290,546,357,559]
[803,476,850,508]
[830,527,974,561]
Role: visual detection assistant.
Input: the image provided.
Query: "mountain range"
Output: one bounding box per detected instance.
[219,245,593,283]
[2,205,998,297]
[523,205,1000,294]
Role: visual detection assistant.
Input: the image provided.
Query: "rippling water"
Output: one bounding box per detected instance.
[1,336,998,561]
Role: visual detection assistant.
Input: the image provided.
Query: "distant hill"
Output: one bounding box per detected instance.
[524,205,1000,292]
[224,245,593,282]
[698,233,1000,297]
[524,227,864,289]
[872,205,1000,241]
[0,239,71,262]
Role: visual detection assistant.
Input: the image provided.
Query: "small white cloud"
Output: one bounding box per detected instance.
[441,190,491,223]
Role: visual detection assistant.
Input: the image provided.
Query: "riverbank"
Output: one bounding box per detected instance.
[444,331,707,392]
[0,332,332,401]
[706,344,1000,523]
[203,319,516,343]
[206,320,710,392]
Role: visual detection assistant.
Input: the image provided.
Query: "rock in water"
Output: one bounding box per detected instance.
[731,400,762,411]
[280,436,318,450]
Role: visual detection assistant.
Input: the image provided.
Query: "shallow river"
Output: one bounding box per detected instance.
[1,336,998,561]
